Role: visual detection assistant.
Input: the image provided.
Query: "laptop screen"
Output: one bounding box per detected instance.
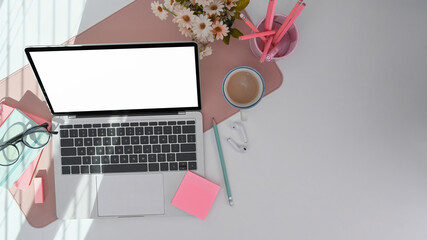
[25,42,201,115]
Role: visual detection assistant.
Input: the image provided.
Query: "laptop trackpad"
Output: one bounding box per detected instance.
[96,174,165,217]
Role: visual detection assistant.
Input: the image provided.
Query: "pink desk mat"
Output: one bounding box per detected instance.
[1,0,283,227]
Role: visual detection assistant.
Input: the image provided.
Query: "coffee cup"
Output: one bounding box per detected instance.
[222,66,265,121]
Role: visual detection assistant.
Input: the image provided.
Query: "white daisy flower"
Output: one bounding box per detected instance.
[178,26,194,38]
[200,46,213,59]
[192,15,213,42]
[151,1,168,20]
[211,21,229,40]
[173,7,195,29]
[196,0,213,7]
[204,0,224,15]
[224,0,236,10]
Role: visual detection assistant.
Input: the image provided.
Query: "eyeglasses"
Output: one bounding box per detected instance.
[0,123,58,166]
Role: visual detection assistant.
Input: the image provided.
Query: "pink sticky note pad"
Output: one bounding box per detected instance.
[171,171,220,220]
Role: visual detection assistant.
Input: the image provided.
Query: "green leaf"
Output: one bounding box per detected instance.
[236,0,250,11]
[230,28,243,38]
[223,35,230,45]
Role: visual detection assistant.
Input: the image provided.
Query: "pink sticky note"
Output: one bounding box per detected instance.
[34,177,44,204]
[171,171,220,220]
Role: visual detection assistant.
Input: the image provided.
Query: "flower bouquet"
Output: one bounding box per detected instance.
[151,0,250,59]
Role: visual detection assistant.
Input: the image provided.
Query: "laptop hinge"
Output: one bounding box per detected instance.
[68,115,77,119]
[178,111,186,115]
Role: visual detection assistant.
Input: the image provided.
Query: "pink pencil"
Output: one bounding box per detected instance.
[240,13,267,42]
[239,30,276,40]
[264,0,277,31]
[260,36,274,63]
[273,2,305,45]
[272,0,303,45]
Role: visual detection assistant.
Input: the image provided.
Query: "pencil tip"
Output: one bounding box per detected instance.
[212,118,216,124]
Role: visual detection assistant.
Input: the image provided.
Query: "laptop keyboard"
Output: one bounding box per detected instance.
[59,120,197,174]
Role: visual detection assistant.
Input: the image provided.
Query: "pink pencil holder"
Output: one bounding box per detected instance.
[249,14,299,62]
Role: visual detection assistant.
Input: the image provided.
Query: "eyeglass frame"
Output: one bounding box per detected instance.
[0,122,58,166]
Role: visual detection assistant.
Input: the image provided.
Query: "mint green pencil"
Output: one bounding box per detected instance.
[212,118,233,206]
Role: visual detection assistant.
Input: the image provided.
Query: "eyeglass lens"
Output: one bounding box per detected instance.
[0,145,20,166]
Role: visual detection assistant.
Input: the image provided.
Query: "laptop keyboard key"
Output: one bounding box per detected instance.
[61,148,77,156]
[179,162,187,170]
[182,125,196,133]
[163,126,172,134]
[94,138,102,146]
[81,165,89,174]
[130,155,138,163]
[92,156,101,164]
[187,134,196,142]
[178,135,186,143]
[98,128,106,136]
[169,162,178,171]
[60,130,69,138]
[112,137,121,145]
[102,164,148,173]
[90,165,101,173]
[152,145,161,153]
[176,153,197,161]
[181,144,196,152]
[71,166,80,174]
[84,138,93,146]
[160,163,168,171]
[148,154,157,162]
[111,155,119,163]
[145,127,153,135]
[120,155,129,163]
[88,129,97,137]
[83,156,91,164]
[139,154,147,162]
[188,161,197,170]
[140,136,149,144]
[148,163,159,171]
[107,128,116,136]
[75,138,83,146]
[87,147,96,155]
[62,166,71,174]
[62,157,81,165]
[79,129,88,137]
[101,156,110,164]
[121,137,130,145]
[69,129,78,137]
[61,139,73,147]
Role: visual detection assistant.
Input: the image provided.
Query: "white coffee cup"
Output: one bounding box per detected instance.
[222,66,265,121]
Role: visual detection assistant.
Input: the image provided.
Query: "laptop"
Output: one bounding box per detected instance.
[25,42,205,219]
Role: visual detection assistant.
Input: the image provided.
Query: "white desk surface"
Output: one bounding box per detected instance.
[2,0,427,239]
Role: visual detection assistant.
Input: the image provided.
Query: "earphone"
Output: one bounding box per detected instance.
[228,121,249,153]
[232,122,248,143]
[227,138,248,153]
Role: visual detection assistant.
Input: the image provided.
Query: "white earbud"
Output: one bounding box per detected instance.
[227,138,248,153]
[232,122,248,143]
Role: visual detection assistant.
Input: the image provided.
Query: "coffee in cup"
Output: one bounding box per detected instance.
[223,66,265,120]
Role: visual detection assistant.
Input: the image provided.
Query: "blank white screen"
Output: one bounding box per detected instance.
[29,46,199,113]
